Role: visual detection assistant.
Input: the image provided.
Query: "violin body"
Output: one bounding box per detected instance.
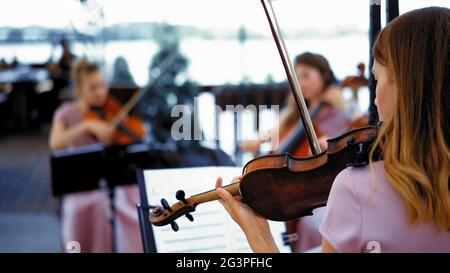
[113,116,145,145]
[84,97,146,145]
[278,103,367,248]
[239,126,377,221]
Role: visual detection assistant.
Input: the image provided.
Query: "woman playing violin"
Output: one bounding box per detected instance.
[49,59,146,253]
[49,60,114,150]
[243,52,353,252]
[49,59,115,252]
[216,7,450,253]
[241,52,353,157]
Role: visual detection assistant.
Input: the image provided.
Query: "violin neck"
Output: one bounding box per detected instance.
[190,182,241,205]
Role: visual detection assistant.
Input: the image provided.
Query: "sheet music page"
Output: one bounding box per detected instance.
[144,167,291,253]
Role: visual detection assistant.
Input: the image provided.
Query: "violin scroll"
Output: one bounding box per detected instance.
[150,194,196,231]
[150,183,241,231]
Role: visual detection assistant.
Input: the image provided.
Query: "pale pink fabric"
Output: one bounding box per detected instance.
[295,207,326,252]
[61,189,112,253]
[54,101,142,253]
[115,185,143,253]
[53,102,97,147]
[320,161,450,253]
[294,104,350,252]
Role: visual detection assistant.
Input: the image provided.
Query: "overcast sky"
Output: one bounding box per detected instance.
[0,0,449,33]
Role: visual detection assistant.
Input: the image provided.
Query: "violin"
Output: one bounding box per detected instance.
[151,125,379,230]
[85,93,146,145]
[84,53,177,145]
[149,0,381,231]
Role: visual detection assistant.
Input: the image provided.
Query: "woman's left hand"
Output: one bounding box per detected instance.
[215,177,279,253]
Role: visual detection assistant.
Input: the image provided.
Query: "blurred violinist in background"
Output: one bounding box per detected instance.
[241,52,364,156]
[49,59,145,252]
[49,60,114,150]
[49,60,114,252]
[241,52,367,252]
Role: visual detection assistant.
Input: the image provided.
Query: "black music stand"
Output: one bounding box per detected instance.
[51,142,234,252]
[135,146,235,253]
[50,142,180,252]
[136,170,157,253]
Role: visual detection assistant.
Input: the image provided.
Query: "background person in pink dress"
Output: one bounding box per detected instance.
[215,6,450,253]
[49,59,114,252]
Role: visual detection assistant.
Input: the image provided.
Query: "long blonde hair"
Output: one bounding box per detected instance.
[370,7,450,230]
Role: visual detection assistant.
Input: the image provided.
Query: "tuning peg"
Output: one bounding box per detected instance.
[160,198,172,212]
[170,221,179,232]
[185,213,194,222]
[175,190,188,204]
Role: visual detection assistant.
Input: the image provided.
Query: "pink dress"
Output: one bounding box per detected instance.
[320,161,450,252]
[54,102,142,253]
[293,104,350,252]
[115,185,143,252]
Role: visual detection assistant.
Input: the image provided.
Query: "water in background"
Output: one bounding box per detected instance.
[0,35,369,85]
[0,36,370,161]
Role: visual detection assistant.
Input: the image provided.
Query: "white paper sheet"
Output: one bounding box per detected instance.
[144,166,291,253]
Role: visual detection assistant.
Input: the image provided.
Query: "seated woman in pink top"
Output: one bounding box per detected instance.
[49,60,115,252]
[215,6,450,252]
[49,60,144,253]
